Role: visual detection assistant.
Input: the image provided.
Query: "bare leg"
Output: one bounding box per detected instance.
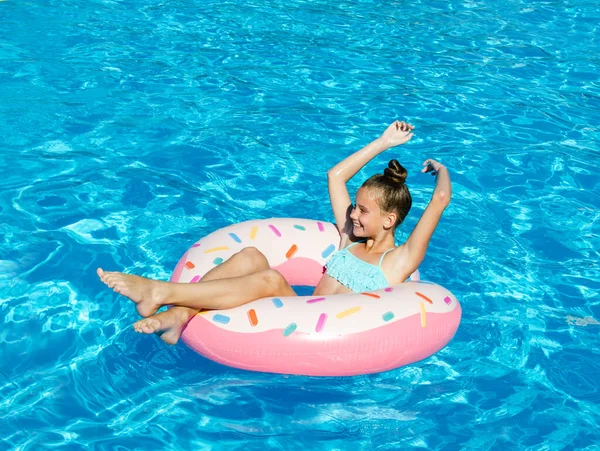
[133,247,271,343]
[98,247,292,343]
[99,267,295,315]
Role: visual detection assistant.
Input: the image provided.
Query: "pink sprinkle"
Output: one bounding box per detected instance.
[190,275,201,283]
[384,287,393,292]
[268,225,281,237]
[192,243,201,248]
[444,296,452,305]
[306,297,326,304]
[317,222,324,232]
[315,313,328,333]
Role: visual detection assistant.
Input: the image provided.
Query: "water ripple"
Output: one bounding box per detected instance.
[1,0,599,449]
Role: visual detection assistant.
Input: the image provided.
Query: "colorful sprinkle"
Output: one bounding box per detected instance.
[444,296,452,305]
[185,261,195,269]
[213,314,230,324]
[286,244,298,259]
[283,323,297,337]
[192,243,201,248]
[317,221,325,232]
[384,287,393,293]
[419,302,427,328]
[197,310,210,316]
[315,313,328,333]
[382,311,395,322]
[213,257,223,265]
[268,225,281,237]
[249,226,258,240]
[361,292,381,299]
[204,246,230,254]
[415,292,434,304]
[228,233,242,243]
[247,309,258,326]
[190,275,201,283]
[321,244,336,258]
[306,297,326,304]
[293,224,306,231]
[271,298,283,308]
[336,306,361,319]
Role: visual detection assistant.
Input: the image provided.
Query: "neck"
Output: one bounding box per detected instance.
[362,232,395,252]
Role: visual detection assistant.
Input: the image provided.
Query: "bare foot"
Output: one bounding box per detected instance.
[133,307,197,344]
[97,268,170,317]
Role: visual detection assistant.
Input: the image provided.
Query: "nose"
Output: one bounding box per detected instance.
[349,206,358,220]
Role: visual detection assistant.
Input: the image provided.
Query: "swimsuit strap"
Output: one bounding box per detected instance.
[378,247,395,267]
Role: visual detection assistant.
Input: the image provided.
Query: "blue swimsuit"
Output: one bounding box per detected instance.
[324,240,394,292]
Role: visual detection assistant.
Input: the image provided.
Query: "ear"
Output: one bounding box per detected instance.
[383,211,397,230]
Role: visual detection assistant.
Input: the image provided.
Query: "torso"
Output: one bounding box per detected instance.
[312,238,403,295]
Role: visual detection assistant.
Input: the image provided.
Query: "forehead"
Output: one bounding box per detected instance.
[356,187,381,207]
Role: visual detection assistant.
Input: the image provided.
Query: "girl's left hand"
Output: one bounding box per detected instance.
[422,159,445,176]
[380,120,414,148]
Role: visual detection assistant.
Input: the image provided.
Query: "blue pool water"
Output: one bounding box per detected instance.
[1,0,599,449]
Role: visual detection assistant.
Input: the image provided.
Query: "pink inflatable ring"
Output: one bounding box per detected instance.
[170,218,461,376]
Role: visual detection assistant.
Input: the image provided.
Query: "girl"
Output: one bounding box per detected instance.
[98,120,452,345]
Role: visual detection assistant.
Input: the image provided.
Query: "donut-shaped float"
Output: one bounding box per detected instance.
[170,218,461,376]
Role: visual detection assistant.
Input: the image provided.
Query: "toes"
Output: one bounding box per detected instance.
[141,324,154,334]
[132,319,159,334]
[133,320,146,333]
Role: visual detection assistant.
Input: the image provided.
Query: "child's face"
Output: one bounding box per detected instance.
[350,187,384,236]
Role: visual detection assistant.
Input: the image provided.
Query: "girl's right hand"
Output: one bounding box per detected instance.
[421,159,445,176]
[380,120,414,148]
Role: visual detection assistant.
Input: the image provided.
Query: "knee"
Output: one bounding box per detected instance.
[261,269,286,290]
[238,247,269,268]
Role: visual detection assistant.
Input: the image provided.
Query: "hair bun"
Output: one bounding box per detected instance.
[383,159,408,185]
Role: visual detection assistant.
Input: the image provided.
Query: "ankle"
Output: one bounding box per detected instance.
[170,306,197,321]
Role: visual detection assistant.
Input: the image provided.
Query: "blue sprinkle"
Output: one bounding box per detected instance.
[293,224,306,231]
[283,323,297,337]
[382,312,395,322]
[321,244,336,258]
[228,233,242,243]
[213,314,230,324]
[213,257,224,265]
[272,298,283,308]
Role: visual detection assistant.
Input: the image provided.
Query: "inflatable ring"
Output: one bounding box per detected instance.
[170,218,461,376]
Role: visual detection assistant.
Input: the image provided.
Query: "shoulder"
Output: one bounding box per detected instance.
[338,232,362,249]
[381,244,413,282]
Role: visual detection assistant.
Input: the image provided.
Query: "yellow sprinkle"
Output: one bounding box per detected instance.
[336,306,361,319]
[249,226,258,240]
[420,302,426,328]
[197,310,211,316]
[204,246,230,254]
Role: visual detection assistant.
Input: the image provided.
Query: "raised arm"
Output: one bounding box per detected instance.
[327,121,414,236]
[397,159,452,274]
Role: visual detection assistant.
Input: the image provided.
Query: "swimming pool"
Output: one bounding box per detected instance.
[1,0,599,449]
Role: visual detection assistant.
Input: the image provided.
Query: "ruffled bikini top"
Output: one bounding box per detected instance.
[324,240,394,292]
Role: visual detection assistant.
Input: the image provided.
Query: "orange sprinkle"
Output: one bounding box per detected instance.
[361,292,381,299]
[247,309,258,326]
[415,292,433,304]
[184,261,195,269]
[286,244,298,259]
